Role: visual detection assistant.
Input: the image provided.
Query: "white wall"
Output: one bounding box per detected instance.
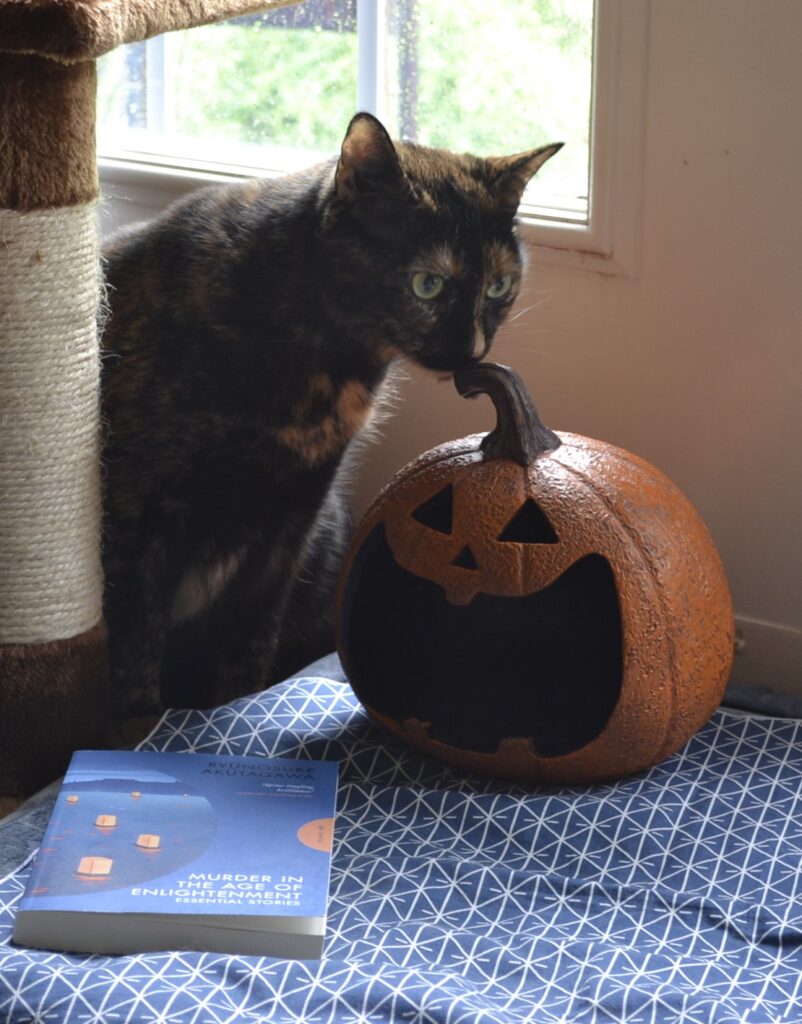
[101,0,802,691]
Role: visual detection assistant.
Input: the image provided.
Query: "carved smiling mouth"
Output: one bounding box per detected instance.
[340,520,623,757]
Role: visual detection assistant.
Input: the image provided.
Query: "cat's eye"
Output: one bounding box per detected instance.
[412,272,445,300]
[486,274,512,299]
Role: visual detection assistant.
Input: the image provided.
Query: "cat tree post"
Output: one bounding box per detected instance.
[0,0,297,798]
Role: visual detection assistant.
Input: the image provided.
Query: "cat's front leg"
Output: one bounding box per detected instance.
[210,576,297,707]
[205,533,317,708]
[104,539,174,717]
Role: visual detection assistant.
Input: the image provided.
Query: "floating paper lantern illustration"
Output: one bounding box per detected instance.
[95,814,117,828]
[135,834,161,850]
[77,856,112,877]
[65,795,79,804]
[131,791,141,799]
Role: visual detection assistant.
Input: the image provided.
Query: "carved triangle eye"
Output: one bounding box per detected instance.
[497,498,559,544]
[450,545,478,570]
[411,485,453,534]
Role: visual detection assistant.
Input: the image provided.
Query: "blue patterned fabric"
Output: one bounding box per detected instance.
[2,659,802,1023]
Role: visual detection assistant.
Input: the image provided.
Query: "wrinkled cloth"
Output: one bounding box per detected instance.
[2,655,801,1023]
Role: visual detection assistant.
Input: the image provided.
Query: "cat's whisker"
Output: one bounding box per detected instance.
[507,296,554,323]
[517,283,556,294]
[494,342,551,356]
[501,325,558,340]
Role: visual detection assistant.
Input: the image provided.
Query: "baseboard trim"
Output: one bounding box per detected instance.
[729,615,802,695]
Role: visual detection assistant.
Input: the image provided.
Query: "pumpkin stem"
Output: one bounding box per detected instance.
[454,362,561,465]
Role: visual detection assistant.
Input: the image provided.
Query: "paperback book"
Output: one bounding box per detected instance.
[13,748,339,959]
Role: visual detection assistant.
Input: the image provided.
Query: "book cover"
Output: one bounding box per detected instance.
[12,749,338,959]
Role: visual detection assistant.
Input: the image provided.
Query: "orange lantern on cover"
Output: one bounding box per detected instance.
[135,834,161,849]
[95,814,117,828]
[77,856,112,877]
[338,363,734,785]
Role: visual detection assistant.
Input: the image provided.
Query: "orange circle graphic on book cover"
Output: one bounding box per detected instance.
[296,818,334,852]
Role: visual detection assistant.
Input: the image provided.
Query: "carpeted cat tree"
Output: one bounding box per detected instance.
[0,0,298,798]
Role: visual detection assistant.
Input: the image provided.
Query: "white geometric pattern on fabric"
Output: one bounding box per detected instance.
[1,664,801,1023]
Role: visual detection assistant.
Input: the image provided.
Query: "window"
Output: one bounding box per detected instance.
[98,0,648,273]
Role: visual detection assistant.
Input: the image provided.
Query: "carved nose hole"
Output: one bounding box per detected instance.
[497,498,558,544]
[451,545,478,570]
[412,484,453,534]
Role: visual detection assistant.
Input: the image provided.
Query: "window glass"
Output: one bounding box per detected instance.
[98,0,592,217]
[387,0,592,207]
[98,1,358,168]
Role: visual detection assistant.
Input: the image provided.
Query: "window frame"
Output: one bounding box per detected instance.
[98,0,649,277]
[525,0,650,276]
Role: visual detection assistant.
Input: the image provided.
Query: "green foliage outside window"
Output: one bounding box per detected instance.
[99,0,592,199]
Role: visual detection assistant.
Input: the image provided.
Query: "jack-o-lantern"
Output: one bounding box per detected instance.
[337,363,733,785]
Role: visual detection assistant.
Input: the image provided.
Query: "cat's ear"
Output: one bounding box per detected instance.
[488,142,564,215]
[335,113,404,202]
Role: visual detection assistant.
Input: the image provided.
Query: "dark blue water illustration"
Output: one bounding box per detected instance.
[31,781,216,897]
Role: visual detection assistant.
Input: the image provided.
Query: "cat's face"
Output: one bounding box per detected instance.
[325,114,562,373]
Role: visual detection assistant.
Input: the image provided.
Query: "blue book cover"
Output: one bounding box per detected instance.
[13,749,339,959]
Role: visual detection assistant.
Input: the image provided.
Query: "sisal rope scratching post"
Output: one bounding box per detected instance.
[0,0,299,798]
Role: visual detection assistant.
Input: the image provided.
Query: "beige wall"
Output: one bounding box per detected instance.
[101,0,802,690]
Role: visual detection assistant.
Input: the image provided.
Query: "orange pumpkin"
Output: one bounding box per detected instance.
[337,363,733,785]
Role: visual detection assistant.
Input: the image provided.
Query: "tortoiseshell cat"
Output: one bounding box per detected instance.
[102,112,561,715]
